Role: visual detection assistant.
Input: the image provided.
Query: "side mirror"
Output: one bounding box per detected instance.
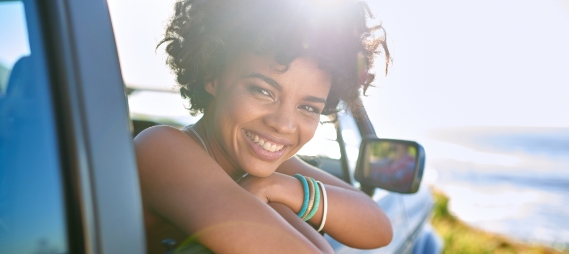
[355,138,425,194]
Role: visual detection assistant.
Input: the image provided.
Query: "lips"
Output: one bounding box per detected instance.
[242,129,289,161]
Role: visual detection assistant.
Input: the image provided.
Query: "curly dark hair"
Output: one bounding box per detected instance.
[159,0,389,117]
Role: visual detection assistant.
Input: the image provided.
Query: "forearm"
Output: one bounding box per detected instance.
[268,202,334,254]
[239,166,393,249]
[312,185,392,248]
[271,157,394,248]
[273,180,392,249]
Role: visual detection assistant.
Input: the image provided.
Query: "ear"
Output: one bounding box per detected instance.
[204,78,219,97]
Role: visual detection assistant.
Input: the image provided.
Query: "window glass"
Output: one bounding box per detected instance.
[0,1,69,253]
[297,115,341,160]
[338,111,362,175]
[0,1,30,94]
[296,116,343,178]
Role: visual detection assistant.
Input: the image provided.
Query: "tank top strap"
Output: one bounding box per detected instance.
[185,125,210,156]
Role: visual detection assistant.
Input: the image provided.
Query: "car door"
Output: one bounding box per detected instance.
[338,111,412,254]
[0,0,145,253]
[297,111,411,253]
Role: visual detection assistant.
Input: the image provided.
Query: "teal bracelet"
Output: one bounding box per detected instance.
[294,174,310,217]
[304,177,321,221]
[300,176,316,220]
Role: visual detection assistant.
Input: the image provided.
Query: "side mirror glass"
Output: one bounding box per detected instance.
[355,138,425,194]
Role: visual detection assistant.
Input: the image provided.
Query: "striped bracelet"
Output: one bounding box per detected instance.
[304,177,321,221]
[316,181,328,232]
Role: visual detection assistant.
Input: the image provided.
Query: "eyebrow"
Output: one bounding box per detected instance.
[245,73,282,91]
[303,96,327,104]
[244,72,327,104]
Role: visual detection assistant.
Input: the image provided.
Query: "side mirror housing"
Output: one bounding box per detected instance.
[355,138,426,194]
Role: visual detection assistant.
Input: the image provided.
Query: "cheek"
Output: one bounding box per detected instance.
[217,93,259,122]
[213,93,259,138]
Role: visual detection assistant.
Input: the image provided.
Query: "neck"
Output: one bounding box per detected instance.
[195,114,245,181]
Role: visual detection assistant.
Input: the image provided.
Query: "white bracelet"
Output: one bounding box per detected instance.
[316,181,328,232]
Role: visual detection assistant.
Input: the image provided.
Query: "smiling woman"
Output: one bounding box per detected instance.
[134,0,392,253]
[202,54,331,177]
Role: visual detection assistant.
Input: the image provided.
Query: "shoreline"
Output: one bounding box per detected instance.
[430,188,568,253]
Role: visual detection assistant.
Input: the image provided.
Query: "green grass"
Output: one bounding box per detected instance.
[430,189,568,254]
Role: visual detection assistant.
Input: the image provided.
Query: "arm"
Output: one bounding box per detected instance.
[239,156,393,249]
[268,203,333,253]
[135,126,331,254]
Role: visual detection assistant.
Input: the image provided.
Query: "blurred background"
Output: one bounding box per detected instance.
[106,0,569,251]
[364,1,569,250]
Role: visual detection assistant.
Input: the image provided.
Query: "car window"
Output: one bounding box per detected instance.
[296,116,344,178]
[0,1,29,95]
[0,1,69,253]
[297,116,341,160]
[338,112,362,176]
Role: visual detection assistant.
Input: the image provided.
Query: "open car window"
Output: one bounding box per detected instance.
[0,1,69,253]
[296,116,344,178]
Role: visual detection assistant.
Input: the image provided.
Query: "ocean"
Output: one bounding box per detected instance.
[425,127,569,250]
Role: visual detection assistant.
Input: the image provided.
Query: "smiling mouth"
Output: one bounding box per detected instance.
[245,130,285,152]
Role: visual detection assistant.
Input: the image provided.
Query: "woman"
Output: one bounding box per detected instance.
[135,0,392,253]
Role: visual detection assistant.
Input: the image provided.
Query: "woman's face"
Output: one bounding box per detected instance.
[205,53,331,177]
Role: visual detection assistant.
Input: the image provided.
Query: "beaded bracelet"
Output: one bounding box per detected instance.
[293,174,310,217]
[304,177,321,221]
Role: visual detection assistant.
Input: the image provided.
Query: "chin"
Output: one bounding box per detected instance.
[242,160,281,178]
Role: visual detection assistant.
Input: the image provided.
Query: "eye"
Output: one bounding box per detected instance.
[250,86,273,99]
[299,105,321,115]
[259,88,271,97]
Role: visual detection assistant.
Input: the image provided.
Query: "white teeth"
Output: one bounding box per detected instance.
[245,130,285,152]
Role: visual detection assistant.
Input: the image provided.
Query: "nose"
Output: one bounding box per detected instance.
[264,104,297,134]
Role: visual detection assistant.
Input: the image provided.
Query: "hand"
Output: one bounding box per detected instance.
[237,173,273,203]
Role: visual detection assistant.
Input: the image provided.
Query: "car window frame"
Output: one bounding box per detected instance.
[35,0,146,252]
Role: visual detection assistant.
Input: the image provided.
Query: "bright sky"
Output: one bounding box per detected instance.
[108,0,177,90]
[364,0,569,137]
[0,2,30,67]
[108,0,569,138]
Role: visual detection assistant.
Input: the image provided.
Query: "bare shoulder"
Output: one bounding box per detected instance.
[133,125,232,210]
[133,124,226,191]
[134,125,194,155]
[134,125,206,170]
